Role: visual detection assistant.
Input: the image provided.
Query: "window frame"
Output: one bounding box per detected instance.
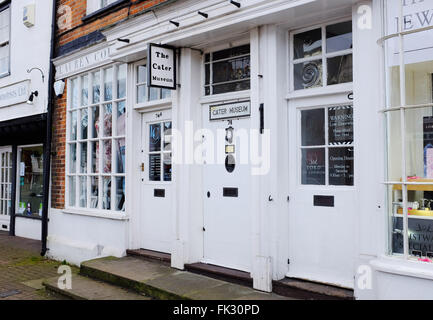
[65,63,127,214]
[289,17,353,93]
[0,3,11,79]
[298,104,354,187]
[203,41,251,97]
[85,0,127,18]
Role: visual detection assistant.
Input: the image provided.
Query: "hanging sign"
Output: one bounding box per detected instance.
[209,101,251,121]
[148,43,177,90]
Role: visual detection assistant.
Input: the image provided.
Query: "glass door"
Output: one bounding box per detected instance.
[0,147,12,230]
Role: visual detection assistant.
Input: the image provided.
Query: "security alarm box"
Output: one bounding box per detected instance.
[23,4,35,28]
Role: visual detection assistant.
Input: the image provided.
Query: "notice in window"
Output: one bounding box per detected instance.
[302,148,325,185]
[329,147,354,186]
[328,105,353,145]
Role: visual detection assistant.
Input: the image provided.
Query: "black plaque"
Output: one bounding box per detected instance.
[329,147,354,186]
[223,188,238,198]
[314,195,334,207]
[154,189,165,198]
[302,148,325,185]
[328,105,353,145]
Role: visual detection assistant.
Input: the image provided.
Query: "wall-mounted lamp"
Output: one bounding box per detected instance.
[27,91,38,105]
[54,80,65,97]
[27,67,45,83]
[170,20,180,27]
[230,0,241,8]
[198,11,208,18]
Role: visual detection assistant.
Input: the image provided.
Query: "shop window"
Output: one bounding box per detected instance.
[136,64,171,104]
[0,149,11,218]
[0,4,10,77]
[383,1,433,261]
[66,63,126,212]
[204,44,250,96]
[17,146,43,218]
[291,21,352,91]
[300,105,354,186]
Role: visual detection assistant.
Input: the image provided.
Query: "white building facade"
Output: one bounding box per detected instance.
[0,0,54,242]
[48,0,433,299]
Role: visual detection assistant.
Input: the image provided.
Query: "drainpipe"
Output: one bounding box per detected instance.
[41,0,57,256]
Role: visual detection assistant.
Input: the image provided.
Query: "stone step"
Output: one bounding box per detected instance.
[185,263,253,288]
[43,274,151,300]
[273,278,354,300]
[80,256,290,300]
[127,249,171,265]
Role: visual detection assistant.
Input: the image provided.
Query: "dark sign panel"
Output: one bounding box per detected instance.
[329,147,354,186]
[302,148,325,185]
[328,105,353,145]
[393,217,433,257]
[149,154,161,181]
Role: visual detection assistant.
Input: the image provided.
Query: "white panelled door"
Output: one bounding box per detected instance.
[202,107,252,272]
[287,94,356,289]
[0,147,12,231]
[140,110,173,253]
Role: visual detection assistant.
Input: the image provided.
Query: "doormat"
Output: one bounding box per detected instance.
[0,290,21,298]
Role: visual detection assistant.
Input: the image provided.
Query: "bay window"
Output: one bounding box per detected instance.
[383,0,433,260]
[66,63,126,212]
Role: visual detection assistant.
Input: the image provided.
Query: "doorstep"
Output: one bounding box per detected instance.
[126,249,171,265]
[185,263,253,288]
[54,256,291,300]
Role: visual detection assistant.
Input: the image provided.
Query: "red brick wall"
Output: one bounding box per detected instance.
[51,0,170,209]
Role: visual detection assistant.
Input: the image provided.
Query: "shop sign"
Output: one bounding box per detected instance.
[209,101,251,121]
[387,1,433,65]
[0,80,29,108]
[55,47,110,79]
[148,43,176,90]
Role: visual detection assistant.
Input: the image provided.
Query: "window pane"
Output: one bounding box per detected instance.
[163,153,172,182]
[137,85,147,103]
[205,64,210,85]
[137,65,147,83]
[103,140,112,174]
[294,60,323,90]
[212,45,250,61]
[0,8,10,44]
[117,101,126,136]
[70,78,78,109]
[328,105,353,145]
[70,111,77,140]
[92,71,100,103]
[81,75,89,106]
[293,28,322,60]
[212,56,250,84]
[115,177,125,211]
[90,177,98,209]
[301,109,325,146]
[69,144,77,174]
[104,67,113,101]
[79,176,87,208]
[329,147,354,186]
[18,146,43,217]
[149,123,161,152]
[161,88,171,100]
[80,108,88,140]
[69,176,76,207]
[0,45,8,75]
[212,80,250,95]
[117,64,126,99]
[91,106,99,138]
[386,110,402,182]
[116,138,125,174]
[102,177,111,210]
[301,148,326,185]
[149,154,161,181]
[80,142,87,173]
[149,87,159,101]
[326,21,352,53]
[103,104,112,137]
[164,122,172,151]
[91,141,99,173]
[327,54,353,85]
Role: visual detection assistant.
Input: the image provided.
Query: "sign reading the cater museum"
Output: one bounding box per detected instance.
[148,43,176,90]
[0,80,30,108]
[209,101,251,121]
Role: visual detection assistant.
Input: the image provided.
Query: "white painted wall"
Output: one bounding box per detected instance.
[0,0,52,122]
[15,216,41,240]
[47,209,129,266]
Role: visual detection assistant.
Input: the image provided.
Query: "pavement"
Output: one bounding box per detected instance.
[0,231,70,300]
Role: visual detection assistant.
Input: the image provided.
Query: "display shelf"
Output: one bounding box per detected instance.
[393,178,433,191]
[396,208,433,217]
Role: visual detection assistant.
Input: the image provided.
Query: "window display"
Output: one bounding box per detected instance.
[66,64,126,212]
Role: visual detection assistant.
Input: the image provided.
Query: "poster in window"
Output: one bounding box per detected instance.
[423,116,433,178]
[302,148,325,185]
[329,147,354,186]
[328,105,353,145]
[393,217,433,257]
[149,154,161,181]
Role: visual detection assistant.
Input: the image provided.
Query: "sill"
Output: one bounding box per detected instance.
[82,0,129,23]
[15,214,42,221]
[200,90,251,105]
[62,208,129,221]
[286,83,353,100]
[134,98,173,111]
[0,71,10,80]
[371,255,433,281]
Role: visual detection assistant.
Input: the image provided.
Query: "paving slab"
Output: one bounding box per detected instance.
[44,274,150,300]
